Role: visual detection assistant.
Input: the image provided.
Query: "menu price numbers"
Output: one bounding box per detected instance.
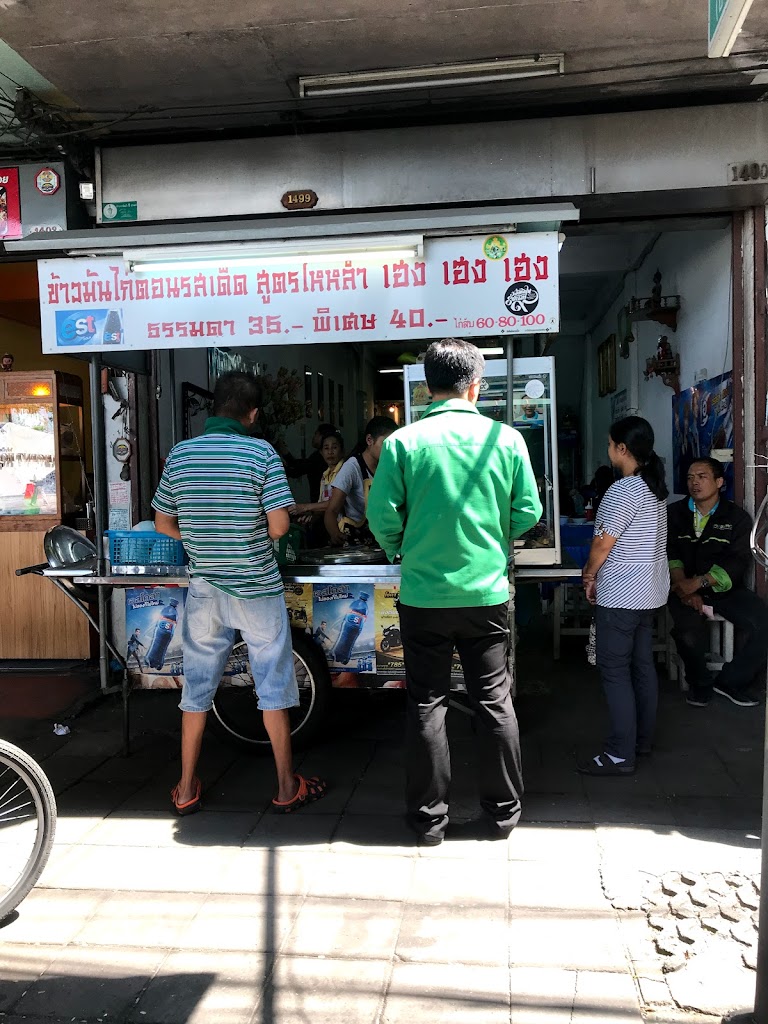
[249,314,284,335]
[390,308,426,329]
[729,162,768,184]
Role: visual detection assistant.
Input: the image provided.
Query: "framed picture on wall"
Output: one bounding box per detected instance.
[598,335,617,397]
[317,372,325,420]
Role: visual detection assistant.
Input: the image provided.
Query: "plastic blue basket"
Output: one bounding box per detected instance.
[107,530,186,566]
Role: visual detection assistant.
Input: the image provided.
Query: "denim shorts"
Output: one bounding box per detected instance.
[180,576,299,713]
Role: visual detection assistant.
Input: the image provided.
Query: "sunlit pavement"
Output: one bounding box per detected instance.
[0,649,762,1024]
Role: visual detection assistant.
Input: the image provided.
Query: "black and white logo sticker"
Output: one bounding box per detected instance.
[504,282,540,315]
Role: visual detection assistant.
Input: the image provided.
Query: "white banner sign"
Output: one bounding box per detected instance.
[39,233,559,354]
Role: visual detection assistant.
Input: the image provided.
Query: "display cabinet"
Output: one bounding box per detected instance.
[0,370,87,531]
[404,356,562,565]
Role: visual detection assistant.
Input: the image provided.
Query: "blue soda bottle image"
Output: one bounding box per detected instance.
[332,591,369,665]
[146,598,179,669]
[102,309,123,344]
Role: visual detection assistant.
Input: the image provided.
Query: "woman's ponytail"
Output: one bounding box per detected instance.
[609,416,669,501]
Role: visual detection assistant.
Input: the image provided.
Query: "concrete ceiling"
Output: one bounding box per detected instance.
[0,0,767,147]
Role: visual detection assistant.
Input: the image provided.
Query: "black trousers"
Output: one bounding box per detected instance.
[398,601,523,840]
[668,588,768,691]
[594,605,659,762]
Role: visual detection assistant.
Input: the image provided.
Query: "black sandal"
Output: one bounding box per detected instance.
[272,774,328,814]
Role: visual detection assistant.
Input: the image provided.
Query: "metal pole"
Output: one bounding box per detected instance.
[89,356,110,695]
[168,350,178,447]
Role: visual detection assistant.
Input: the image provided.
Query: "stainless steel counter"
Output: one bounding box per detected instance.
[43,562,581,586]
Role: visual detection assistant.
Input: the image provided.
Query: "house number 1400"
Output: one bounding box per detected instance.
[729,162,768,184]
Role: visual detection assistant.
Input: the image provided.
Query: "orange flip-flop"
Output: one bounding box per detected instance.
[170,777,202,816]
[272,774,328,814]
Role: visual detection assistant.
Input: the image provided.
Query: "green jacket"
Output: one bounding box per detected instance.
[367,399,543,608]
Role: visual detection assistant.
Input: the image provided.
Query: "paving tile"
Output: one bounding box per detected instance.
[45,813,104,846]
[267,954,388,1024]
[211,848,313,896]
[510,966,577,1023]
[521,794,593,823]
[508,861,607,912]
[175,893,303,952]
[84,809,259,849]
[0,944,65,1012]
[55,779,140,814]
[586,793,676,827]
[572,969,643,1021]
[408,855,509,908]
[129,948,269,1024]
[397,904,509,966]
[417,831,513,862]
[508,907,627,972]
[283,896,403,959]
[670,796,761,831]
[345,779,408,816]
[74,890,208,948]
[507,824,599,864]
[384,961,510,1023]
[1,887,107,946]
[11,945,169,1019]
[243,810,338,849]
[332,812,419,854]
[41,843,234,894]
[307,851,415,901]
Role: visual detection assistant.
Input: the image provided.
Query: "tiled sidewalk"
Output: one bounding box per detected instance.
[0,655,763,1023]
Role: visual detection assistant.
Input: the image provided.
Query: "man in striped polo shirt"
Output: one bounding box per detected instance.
[153,371,327,816]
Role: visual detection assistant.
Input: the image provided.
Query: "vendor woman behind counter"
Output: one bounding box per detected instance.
[324,416,397,546]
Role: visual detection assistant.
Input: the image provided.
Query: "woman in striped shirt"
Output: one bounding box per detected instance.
[579,416,670,776]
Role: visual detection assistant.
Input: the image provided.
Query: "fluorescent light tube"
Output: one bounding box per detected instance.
[127,234,424,273]
[300,55,564,98]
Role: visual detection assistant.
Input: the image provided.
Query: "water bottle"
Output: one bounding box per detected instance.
[146,599,179,669]
[102,309,123,345]
[332,592,369,665]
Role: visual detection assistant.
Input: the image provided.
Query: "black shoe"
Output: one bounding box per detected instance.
[636,746,653,757]
[577,752,636,776]
[405,815,444,846]
[713,683,760,707]
[686,686,712,707]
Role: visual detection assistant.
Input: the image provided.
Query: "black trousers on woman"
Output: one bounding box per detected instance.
[398,601,524,843]
[594,604,659,762]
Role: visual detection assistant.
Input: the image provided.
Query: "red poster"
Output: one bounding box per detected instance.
[0,168,22,240]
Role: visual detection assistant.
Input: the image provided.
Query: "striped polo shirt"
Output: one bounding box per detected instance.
[151,421,294,599]
[594,476,669,610]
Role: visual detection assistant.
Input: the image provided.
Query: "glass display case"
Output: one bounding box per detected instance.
[404,356,561,565]
[0,371,87,529]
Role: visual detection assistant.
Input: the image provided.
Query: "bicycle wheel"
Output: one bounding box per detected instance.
[210,631,331,751]
[0,740,57,922]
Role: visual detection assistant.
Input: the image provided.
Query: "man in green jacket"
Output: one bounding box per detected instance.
[367,338,542,845]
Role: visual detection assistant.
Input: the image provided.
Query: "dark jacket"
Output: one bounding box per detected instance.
[667,497,753,592]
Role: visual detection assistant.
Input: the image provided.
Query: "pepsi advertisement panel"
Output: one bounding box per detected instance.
[312,583,376,674]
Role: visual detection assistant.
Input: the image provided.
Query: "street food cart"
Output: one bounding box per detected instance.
[27,227,581,750]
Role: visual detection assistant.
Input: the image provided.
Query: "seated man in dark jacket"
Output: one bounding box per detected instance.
[667,457,767,708]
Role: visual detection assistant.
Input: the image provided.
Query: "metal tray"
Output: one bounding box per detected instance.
[299,547,388,565]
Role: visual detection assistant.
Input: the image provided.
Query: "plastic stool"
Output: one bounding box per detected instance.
[674,613,735,689]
